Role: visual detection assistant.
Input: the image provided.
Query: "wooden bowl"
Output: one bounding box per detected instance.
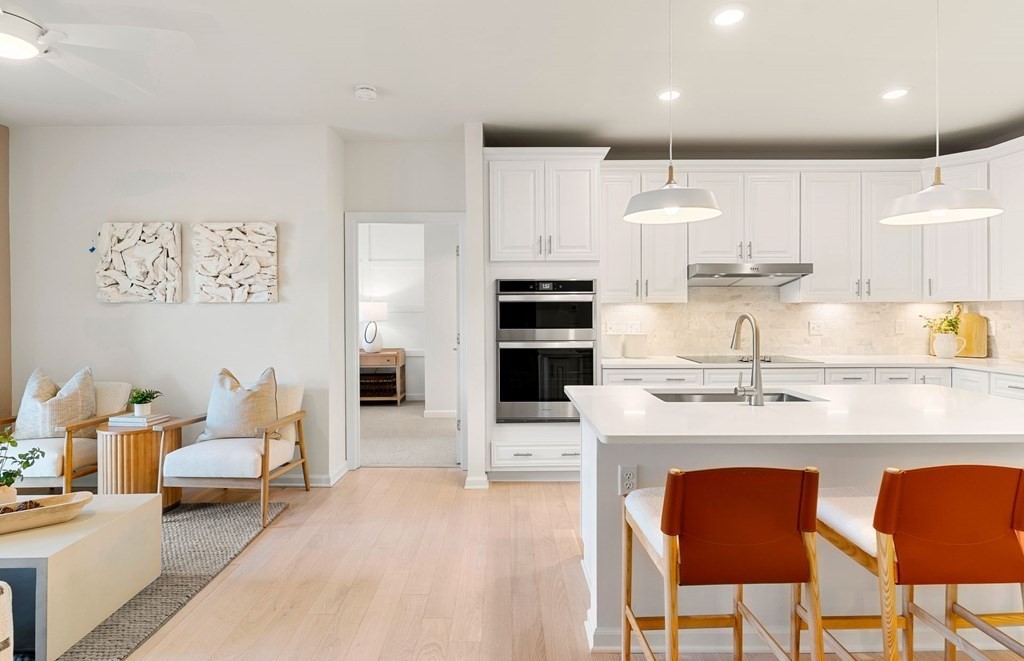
[0,492,93,535]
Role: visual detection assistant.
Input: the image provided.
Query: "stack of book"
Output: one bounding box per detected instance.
[107,412,172,427]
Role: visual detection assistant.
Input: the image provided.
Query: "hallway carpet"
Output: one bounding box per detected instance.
[359,401,457,467]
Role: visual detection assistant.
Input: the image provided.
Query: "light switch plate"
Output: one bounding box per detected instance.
[894,320,906,336]
[808,320,824,336]
[626,321,642,334]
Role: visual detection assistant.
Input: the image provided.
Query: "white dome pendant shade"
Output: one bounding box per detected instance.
[623,0,721,226]
[624,166,721,224]
[878,0,1002,226]
[0,10,42,60]
[880,167,1004,226]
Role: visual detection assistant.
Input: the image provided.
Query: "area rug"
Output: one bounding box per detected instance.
[54,501,288,661]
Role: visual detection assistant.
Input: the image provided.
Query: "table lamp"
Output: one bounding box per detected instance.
[359,301,388,353]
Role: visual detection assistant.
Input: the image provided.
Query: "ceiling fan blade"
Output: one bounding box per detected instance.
[44,23,192,52]
[42,48,153,103]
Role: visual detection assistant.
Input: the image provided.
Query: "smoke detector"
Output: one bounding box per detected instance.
[354,85,377,101]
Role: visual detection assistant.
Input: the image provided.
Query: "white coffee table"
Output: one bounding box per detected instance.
[0,494,161,660]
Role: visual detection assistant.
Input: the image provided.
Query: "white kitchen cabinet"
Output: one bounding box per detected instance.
[599,171,688,303]
[703,368,824,387]
[990,373,1024,400]
[688,172,799,264]
[825,368,876,385]
[744,173,801,262]
[795,173,862,302]
[952,369,990,394]
[875,368,916,384]
[602,369,702,385]
[922,163,989,302]
[488,149,607,262]
[916,368,952,386]
[989,151,1024,300]
[490,442,581,469]
[862,172,923,302]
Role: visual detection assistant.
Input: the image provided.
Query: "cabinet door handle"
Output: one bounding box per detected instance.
[928,278,933,296]
[561,452,580,457]
[538,235,543,255]
[920,375,927,383]
[842,377,862,381]
[635,280,639,297]
[889,376,909,381]
[666,377,689,382]
[747,241,752,259]
[1008,385,1024,391]
[513,452,533,457]
[644,280,649,297]
[621,377,643,382]
[737,242,743,260]
[866,279,871,296]
[855,279,862,297]
[547,235,552,254]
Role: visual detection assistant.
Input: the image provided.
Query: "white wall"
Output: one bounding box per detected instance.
[9,125,346,484]
[344,141,465,212]
[0,125,10,416]
[424,224,459,416]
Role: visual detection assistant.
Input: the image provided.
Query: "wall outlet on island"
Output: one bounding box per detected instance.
[808,320,824,336]
[618,465,638,495]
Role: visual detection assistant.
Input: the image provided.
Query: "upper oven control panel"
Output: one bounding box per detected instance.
[496,279,596,294]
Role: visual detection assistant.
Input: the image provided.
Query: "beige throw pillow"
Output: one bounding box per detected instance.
[13,368,97,440]
[198,368,279,441]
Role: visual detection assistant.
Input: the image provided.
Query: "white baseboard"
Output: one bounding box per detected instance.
[272,464,348,488]
[487,470,580,482]
[423,409,456,418]
[406,394,425,402]
[463,473,489,489]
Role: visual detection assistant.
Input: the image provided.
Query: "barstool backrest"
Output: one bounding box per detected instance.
[660,467,819,586]
[874,464,1024,585]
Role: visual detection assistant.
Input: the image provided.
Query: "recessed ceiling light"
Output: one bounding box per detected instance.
[881,88,909,100]
[657,89,680,101]
[354,85,378,101]
[710,5,747,27]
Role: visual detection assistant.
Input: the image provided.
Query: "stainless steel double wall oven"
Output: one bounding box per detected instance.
[495,279,596,422]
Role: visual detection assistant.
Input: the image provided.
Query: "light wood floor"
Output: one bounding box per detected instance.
[129,467,1012,660]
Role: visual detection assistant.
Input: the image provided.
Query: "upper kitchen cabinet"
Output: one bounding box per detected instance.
[487,148,608,262]
[599,170,688,303]
[862,172,923,302]
[989,150,1024,300]
[687,172,799,263]
[921,162,989,302]
[794,172,861,302]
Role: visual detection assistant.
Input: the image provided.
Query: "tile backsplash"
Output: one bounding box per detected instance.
[603,288,1024,358]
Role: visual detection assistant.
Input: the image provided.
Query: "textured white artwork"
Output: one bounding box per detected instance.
[193,222,278,303]
[96,222,182,303]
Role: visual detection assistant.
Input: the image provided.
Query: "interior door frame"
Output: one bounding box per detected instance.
[344,211,467,470]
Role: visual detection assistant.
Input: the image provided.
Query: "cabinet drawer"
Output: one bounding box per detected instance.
[916,368,952,387]
[876,368,915,384]
[991,373,1024,400]
[361,352,399,366]
[491,443,581,468]
[703,368,824,386]
[825,368,876,385]
[951,369,990,394]
[602,369,702,385]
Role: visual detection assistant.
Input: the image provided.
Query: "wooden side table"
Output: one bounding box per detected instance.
[359,348,407,405]
[95,422,182,510]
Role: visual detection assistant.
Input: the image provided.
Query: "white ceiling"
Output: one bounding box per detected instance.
[2,0,1024,156]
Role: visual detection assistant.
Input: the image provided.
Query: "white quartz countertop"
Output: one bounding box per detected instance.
[564,384,1024,445]
[601,354,1024,376]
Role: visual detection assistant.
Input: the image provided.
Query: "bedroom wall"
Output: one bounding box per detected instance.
[8,125,346,484]
[0,125,10,417]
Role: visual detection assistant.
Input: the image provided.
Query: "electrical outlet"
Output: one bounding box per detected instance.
[808,320,824,336]
[894,320,906,336]
[618,464,638,496]
[626,321,642,334]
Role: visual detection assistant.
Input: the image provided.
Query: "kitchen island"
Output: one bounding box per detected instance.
[564,383,1024,655]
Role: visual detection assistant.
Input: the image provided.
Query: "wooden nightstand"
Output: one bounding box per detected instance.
[359,348,407,405]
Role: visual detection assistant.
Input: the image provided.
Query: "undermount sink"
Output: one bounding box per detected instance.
[651,391,813,403]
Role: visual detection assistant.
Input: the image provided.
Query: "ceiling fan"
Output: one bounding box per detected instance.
[0,0,194,102]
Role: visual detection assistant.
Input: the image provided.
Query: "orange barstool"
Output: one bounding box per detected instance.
[817,465,1024,660]
[622,467,825,661]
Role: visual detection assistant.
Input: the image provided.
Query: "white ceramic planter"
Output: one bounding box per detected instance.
[0,485,17,506]
[933,332,967,359]
[133,403,152,416]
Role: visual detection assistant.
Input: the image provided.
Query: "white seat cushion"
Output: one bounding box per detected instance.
[625,487,667,561]
[163,437,296,479]
[817,487,879,557]
[18,437,97,478]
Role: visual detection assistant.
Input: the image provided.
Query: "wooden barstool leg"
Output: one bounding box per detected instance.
[944,585,958,661]
[902,585,915,661]
[733,584,743,661]
[877,532,900,661]
[622,501,633,660]
[791,583,802,660]
[663,535,680,661]
[802,532,825,661]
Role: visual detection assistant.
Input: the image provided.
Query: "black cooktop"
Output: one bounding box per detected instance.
[678,355,823,364]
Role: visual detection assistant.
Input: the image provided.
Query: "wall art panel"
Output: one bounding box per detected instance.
[193,222,278,303]
[96,222,182,303]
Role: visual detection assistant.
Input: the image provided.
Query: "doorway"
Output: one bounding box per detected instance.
[344,212,466,470]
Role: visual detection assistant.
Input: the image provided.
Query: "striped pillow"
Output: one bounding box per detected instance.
[13,368,97,440]
[0,581,11,659]
[198,368,279,440]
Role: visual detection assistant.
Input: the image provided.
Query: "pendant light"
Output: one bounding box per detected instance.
[879,0,1003,225]
[623,0,721,224]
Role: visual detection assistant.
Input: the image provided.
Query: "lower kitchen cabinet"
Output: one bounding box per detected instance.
[916,368,952,386]
[990,372,1024,400]
[602,369,702,385]
[825,368,876,384]
[952,369,991,394]
[703,368,825,387]
[490,442,581,469]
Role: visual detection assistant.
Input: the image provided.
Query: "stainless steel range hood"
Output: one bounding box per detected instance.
[687,263,813,287]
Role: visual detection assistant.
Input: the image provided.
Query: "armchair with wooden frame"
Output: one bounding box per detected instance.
[156,384,310,527]
[1,381,132,493]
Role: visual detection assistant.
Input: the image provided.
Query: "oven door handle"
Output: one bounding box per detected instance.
[496,294,595,302]
[498,341,595,349]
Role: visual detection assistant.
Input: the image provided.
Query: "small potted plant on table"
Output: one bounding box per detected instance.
[128,388,163,417]
[0,427,44,505]
[921,309,967,359]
